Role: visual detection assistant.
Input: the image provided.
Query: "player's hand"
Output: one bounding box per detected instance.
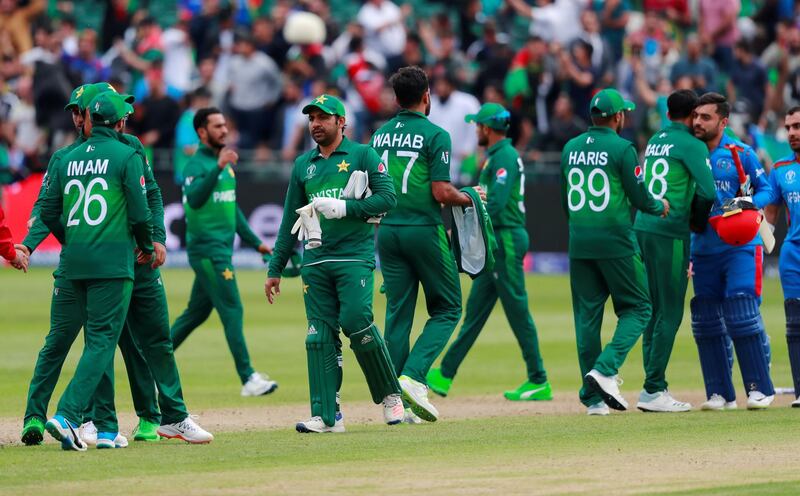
[218,147,238,169]
[472,185,487,202]
[312,198,347,219]
[265,277,281,304]
[151,242,167,269]
[138,251,154,265]
[11,249,29,272]
[14,244,30,257]
[687,261,694,279]
[660,199,670,218]
[257,243,272,255]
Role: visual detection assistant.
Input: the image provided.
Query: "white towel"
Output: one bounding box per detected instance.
[291,203,322,249]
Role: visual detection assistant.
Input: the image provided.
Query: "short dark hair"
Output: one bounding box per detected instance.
[389,66,429,109]
[193,107,222,131]
[667,89,699,120]
[787,106,800,117]
[697,92,730,118]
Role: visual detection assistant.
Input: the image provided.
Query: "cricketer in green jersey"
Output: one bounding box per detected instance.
[266,94,403,432]
[561,88,669,415]
[19,84,161,446]
[633,90,716,413]
[38,91,154,451]
[370,66,484,423]
[427,102,551,402]
[170,108,277,397]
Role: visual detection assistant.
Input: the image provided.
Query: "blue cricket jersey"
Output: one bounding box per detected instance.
[691,134,773,255]
[768,154,800,242]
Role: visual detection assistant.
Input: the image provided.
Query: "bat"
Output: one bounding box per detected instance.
[726,144,775,254]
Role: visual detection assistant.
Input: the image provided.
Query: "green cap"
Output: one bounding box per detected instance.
[589,88,636,117]
[302,94,346,117]
[89,92,130,125]
[65,85,88,111]
[465,103,511,130]
[78,82,135,112]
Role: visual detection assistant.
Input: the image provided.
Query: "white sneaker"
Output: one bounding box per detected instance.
[587,402,610,416]
[585,370,628,411]
[241,372,279,397]
[45,415,87,452]
[792,396,800,408]
[158,416,214,444]
[700,393,738,411]
[402,408,423,424]
[746,391,775,410]
[79,421,97,445]
[637,390,691,413]
[96,432,128,449]
[296,412,345,433]
[383,393,404,425]
[399,375,439,422]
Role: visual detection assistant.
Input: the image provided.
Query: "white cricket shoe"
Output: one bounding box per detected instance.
[585,370,628,410]
[296,412,345,433]
[587,401,610,416]
[792,396,800,408]
[399,375,439,422]
[700,394,738,411]
[158,416,214,444]
[746,391,775,410]
[79,421,98,445]
[402,408,423,424]
[383,393,404,425]
[241,372,278,397]
[96,432,128,449]
[45,415,86,452]
[637,390,692,413]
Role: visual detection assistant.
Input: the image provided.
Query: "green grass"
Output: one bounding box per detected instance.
[1,268,798,494]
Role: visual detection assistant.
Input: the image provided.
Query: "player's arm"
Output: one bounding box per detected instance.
[235,206,265,250]
[744,148,774,208]
[0,206,17,261]
[620,145,666,215]
[39,162,66,243]
[126,135,167,245]
[122,152,154,254]
[344,147,397,218]
[763,165,783,226]
[22,150,64,253]
[428,129,472,206]
[267,164,305,278]
[685,142,716,201]
[183,158,221,209]
[485,153,517,218]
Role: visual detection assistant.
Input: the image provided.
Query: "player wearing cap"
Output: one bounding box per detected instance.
[561,88,669,415]
[633,90,716,412]
[690,92,775,411]
[170,107,277,398]
[266,94,402,433]
[427,102,551,402]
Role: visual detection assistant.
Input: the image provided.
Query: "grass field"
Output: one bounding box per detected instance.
[1,267,799,495]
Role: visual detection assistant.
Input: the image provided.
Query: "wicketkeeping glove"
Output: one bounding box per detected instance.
[341,170,384,224]
[291,203,322,249]
[313,197,347,219]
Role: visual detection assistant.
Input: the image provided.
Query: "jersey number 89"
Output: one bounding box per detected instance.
[65,178,109,226]
[567,167,609,212]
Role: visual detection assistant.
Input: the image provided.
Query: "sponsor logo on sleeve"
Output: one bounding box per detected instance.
[377,162,387,174]
[634,165,644,183]
[496,168,507,184]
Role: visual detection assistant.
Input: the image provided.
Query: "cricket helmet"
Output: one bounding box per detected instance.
[708,197,762,247]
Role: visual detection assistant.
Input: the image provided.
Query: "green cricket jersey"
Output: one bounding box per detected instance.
[479,138,525,228]
[268,136,396,276]
[39,126,153,280]
[633,122,716,238]
[370,110,451,225]
[561,126,663,259]
[182,144,262,260]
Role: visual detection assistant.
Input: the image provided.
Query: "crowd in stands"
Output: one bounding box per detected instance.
[0,0,798,186]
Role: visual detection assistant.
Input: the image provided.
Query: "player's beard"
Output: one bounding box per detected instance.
[694,125,719,143]
[208,134,226,151]
[312,127,339,147]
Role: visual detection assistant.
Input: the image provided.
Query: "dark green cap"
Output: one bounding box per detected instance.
[78,82,135,113]
[465,102,511,130]
[89,92,130,125]
[65,84,88,111]
[589,88,636,117]
[302,94,346,117]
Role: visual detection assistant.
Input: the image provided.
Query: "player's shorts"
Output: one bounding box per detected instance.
[779,240,800,299]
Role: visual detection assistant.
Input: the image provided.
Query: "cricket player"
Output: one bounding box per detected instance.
[427,102,551,402]
[633,90,716,412]
[265,94,403,433]
[371,66,481,422]
[19,84,161,446]
[690,92,775,410]
[763,106,800,408]
[170,107,277,397]
[38,91,155,451]
[561,88,669,415]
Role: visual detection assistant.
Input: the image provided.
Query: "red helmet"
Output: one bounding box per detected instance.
[708,198,762,246]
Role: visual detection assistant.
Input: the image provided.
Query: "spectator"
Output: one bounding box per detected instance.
[531,93,585,157]
[591,0,630,62]
[8,75,44,171]
[387,32,424,74]
[162,20,196,96]
[133,63,181,152]
[557,39,599,122]
[761,22,800,76]
[100,0,131,51]
[0,0,46,58]
[57,16,78,57]
[228,30,282,151]
[507,0,587,45]
[504,36,558,133]
[728,39,769,123]
[643,0,691,27]
[429,74,481,184]
[577,10,614,86]
[173,87,210,184]
[357,0,407,63]
[252,16,289,69]
[63,29,110,83]
[699,0,741,75]
[194,55,226,107]
[670,34,718,94]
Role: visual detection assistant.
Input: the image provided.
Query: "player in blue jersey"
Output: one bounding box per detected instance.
[764,106,800,408]
[690,93,775,410]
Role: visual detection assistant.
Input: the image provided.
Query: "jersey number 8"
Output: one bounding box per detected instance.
[65,178,109,226]
[567,167,609,212]
[644,157,669,200]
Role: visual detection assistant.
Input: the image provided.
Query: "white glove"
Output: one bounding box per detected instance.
[342,170,370,200]
[313,197,347,219]
[291,203,322,249]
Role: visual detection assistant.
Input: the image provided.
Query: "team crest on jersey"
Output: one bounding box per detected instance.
[586,136,595,144]
[634,165,644,183]
[787,170,796,184]
[716,158,733,171]
[496,168,508,184]
[377,162,387,174]
[140,175,145,187]
[306,163,316,179]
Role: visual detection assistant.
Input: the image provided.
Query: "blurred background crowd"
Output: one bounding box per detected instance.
[0,0,798,187]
